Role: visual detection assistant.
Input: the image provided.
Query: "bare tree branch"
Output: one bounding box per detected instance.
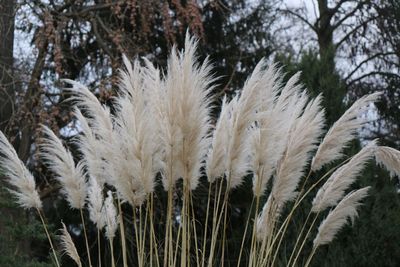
[348,71,400,87]
[280,8,317,32]
[345,52,398,82]
[335,16,379,49]
[331,1,365,31]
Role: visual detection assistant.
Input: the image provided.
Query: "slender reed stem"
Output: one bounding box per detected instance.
[201,182,212,267]
[149,193,160,267]
[220,194,229,267]
[190,192,200,267]
[208,176,227,267]
[140,203,149,267]
[133,208,141,266]
[109,238,116,267]
[97,228,102,267]
[139,205,144,267]
[304,245,318,267]
[291,212,319,267]
[272,170,313,265]
[36,208,61,267]
[236,197,255,267]
[80,208,93,267]
[117,198,128,267]
[287,210,312,266]
[207,178,223,267]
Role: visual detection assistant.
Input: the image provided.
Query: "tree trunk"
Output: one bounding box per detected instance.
[0,0,15,133]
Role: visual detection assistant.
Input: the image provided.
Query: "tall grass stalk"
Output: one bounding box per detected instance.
[37,208,61,267]
[79,208,92,267]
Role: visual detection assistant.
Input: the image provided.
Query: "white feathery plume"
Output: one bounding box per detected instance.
[224,60,271,188]
[0,131,42,210]
[153,34,214,190]
[256,195,276,239]
[87,176,105,230]
[311,92,382,171]
[256,94,325,236]
[312,140,377,213]
[63,79,114,141]
[250,70,300,196]
[64,80,116,187]
[59,222,82,267]
[374,146,400,178]
[40,125,86,209]
[74,108,108,186]
[273,72,303,112]
[271,94,325,214]
[206,96,233,183]
[103,191,118,241]
[111,57,162,206]
[313,186,370,248]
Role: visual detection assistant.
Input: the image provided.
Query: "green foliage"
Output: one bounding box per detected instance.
[276,49,346,125]
[0,185,52,267]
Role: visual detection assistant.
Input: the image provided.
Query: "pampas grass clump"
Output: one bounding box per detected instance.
[1,34,400,267]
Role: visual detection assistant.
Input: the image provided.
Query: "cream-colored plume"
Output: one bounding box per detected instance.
[223,60,274,189]
[64,80,115,187]
[271,94,325,216]
[152,34,214,190]
[73,108,108,187]
[110,56,162,206]
[87,176,105,230]
[311,92,382,171]
[103,191,118,241]
[0,131,42,210]
[255,93,325,239]
[60,222,82,267]
[312,140,377,213]
[250,70,303,196]
[313,186,370,248]
[206,96,233,183]
[40,125,86,209]
[374,146,400,178]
